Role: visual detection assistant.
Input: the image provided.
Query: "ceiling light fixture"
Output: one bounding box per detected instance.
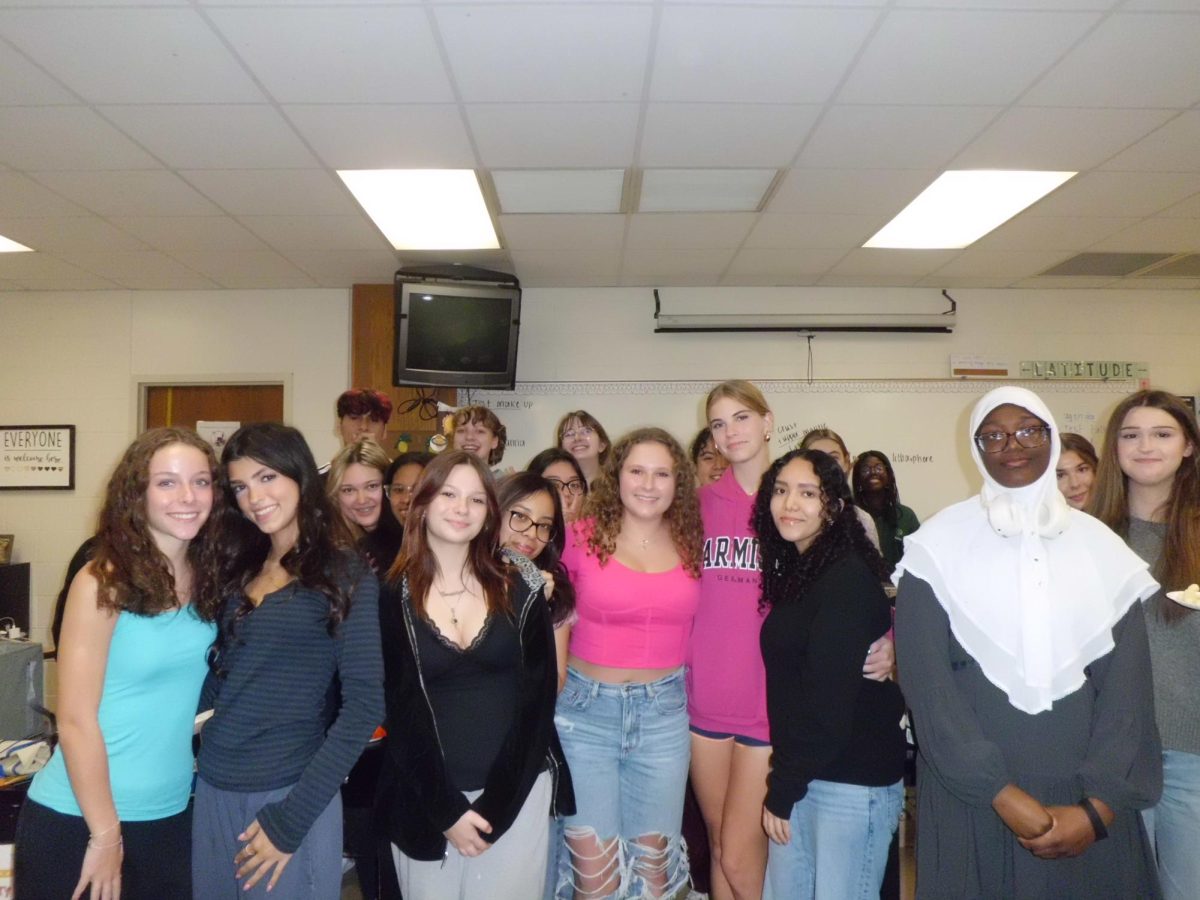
[864,170,1076,249]
[338,169,499,251]
[0,235,34,253]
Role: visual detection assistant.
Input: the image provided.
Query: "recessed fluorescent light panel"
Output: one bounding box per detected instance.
[0,234,33,253]
[639,169,777,213]
[338,169,499,250]
[492,170,625,214]
[865,170,1075,249]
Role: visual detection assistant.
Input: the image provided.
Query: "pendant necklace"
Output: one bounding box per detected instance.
[437,573,468,626]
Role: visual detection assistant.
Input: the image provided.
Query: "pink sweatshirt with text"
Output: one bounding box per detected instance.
[687,468,770,743]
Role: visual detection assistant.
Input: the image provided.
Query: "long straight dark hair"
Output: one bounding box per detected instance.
[216,423,352,632]
[387,450,511,618]
[497,471,576,626]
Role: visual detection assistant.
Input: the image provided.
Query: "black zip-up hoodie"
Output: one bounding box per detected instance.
[374,551,575,860]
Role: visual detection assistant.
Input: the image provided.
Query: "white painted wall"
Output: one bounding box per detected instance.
[0,289,350,655]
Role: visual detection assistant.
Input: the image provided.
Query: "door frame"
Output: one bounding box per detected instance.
[134,373,293,433]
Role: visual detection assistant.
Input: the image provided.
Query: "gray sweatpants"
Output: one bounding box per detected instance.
[192,776,343,899]
[393,770,553,900]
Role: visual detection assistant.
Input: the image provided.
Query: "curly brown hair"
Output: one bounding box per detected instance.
[92,427,223,619]
[581,427,703,577]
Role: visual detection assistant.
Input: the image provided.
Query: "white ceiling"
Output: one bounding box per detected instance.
[0,0,1198,292]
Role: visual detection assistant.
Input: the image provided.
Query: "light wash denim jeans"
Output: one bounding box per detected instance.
[553,666,691,899]
[1144,749,1200,900]
[765,778,902,900]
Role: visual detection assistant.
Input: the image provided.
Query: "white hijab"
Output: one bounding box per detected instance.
[894,386,1157,714]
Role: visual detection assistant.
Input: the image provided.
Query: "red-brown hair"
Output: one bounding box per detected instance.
[387,450,511,617]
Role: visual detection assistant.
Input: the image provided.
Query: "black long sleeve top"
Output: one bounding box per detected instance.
[760,553,906,818]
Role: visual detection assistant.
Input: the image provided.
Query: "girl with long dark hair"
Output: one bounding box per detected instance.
[376,451,572,899]
[192,423,383,897]
[851,451,919,571]
[754,448,905,897]
[16,428,222,900]
[527,447,589,524]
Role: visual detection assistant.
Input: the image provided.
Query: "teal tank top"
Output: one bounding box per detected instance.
[29,604,216,820]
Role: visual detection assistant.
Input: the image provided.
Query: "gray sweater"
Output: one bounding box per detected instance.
[1128,517,1200,754]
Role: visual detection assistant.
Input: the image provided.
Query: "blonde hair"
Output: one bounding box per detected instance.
[800,427,850,461]
[705,379,770,419]
[326,439,390,541]
[582,427,703,578]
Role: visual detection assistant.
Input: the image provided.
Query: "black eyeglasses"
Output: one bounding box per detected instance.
[546,476,586,496]
[384,484,415,497]
[507,509,553,542]
[861,464,887,475]
[974,425,1051,454]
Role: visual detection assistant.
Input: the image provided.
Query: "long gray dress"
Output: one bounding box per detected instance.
[896,574,1162,899]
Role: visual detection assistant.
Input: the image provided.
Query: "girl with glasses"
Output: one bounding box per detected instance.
[896,387,1162,898]
[1091,390,1200,899]
[376,451,573,900]
[555,410,611,488]
[851,452,919,572]
[527,448,589,524]
[385,450,434,526]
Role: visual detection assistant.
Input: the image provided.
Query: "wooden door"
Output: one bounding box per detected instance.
[144,384,284,430]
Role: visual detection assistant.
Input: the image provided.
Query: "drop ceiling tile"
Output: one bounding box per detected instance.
[1087,218,1200,252]
[640,169,775,213]
[9,273,122,291]
[1159,193,1200,218]
[839,9,1097,105]
[972,215,1139,251]
[895,1,1117,9]
[1014,275,1120,288]
[286,105,475,169]
[0,8,264,103]
[1101,112,1200,173]
[509,249,621,286]
[180,170,360,216]
[929,249,1070,279]
[0,217,148,253]
[953,107,1176,170]
[768,169,938,216]
[171,249,317,289]
[640,104,820,168]
[0,173,87,217]
[621,248,737,285]
[497,214,625,252]
[817,273,923,287]
[208,6,452,103]
[238,215,389,252]
[720,271,820,287]
[436,5,652,102]
[0,107,159,170]
[626,213,756,249]
[797,106,999,170]
[652,5,876,104]
[108,216,269,252]
[829,249,958,278]
[0,46,76,105]
[0,251,95,281]
[1023,13,1200,108]
[725,248,845,280]
[279,250,399,288]
[468,104,639,169]
[103,105,318,169]
[1027,172,1200,217]
[68,249,217,289]
[744,213,881,250]
[914,275,1017,289]
[493,170,625,214]
[32,171,223,216]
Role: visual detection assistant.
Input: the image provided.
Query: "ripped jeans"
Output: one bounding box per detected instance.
[553,667,691,899]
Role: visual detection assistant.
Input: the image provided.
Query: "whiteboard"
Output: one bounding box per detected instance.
[461,380,1135,521]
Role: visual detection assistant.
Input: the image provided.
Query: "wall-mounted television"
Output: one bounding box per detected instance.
[393,272,521,389]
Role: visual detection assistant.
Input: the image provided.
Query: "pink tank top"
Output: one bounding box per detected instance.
[562,519,700,669]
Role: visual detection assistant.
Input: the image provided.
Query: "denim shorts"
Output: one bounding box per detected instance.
[690,724,771,748]
[553,666,691,898]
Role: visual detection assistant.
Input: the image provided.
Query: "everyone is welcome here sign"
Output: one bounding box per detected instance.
[1,425,75,490]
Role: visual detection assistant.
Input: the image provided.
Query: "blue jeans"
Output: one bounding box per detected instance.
[1144,749,1200,900]
[553,667,691,899]
[765,778,902,900]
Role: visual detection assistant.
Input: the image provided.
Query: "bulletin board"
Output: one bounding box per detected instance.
[460,380,1136,521]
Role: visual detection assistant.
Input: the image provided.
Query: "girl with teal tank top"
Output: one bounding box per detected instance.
[15,427,225,900]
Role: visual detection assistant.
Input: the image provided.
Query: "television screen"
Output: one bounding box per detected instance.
[394,280,520,389]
